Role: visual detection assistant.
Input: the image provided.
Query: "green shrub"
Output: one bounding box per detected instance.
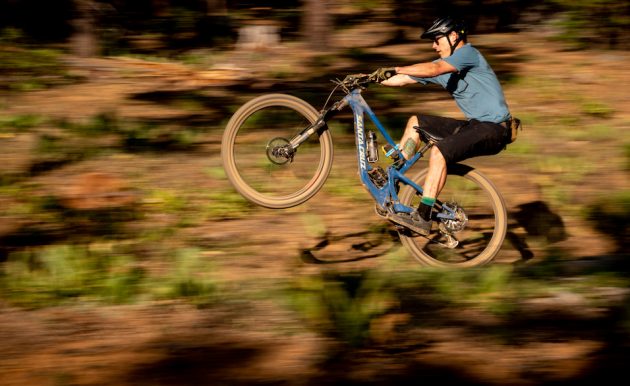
[159,248,217,302]
[0,46,78,90]
[580,100,614,118]
[1,245,144,306]
[0,114,43,132]
[0,245,220,307]
[585,190,630,252]
[286,270,396,347]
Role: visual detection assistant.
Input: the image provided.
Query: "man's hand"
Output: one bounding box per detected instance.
[371,67,397,83]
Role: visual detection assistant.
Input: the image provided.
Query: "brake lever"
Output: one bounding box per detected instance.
[332,78,350,93]
[331,74,374,93]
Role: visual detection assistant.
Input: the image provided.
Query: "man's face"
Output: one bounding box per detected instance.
[432,32,456,58]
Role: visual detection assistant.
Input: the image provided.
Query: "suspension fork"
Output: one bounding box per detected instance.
[288,98,348,149]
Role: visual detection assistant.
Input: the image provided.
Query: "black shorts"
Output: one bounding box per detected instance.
[416,114,510,165]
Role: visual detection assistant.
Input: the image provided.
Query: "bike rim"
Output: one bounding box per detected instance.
[226,103,330,206]
[401,167,506,267]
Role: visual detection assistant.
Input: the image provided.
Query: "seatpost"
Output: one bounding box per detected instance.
[418,141,434,156]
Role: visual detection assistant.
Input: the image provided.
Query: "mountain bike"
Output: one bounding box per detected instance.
[221,73,507,268]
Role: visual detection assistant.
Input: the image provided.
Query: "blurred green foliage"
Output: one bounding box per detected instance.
[1,245,144,306]
[579,100,615,118]
[551,0,630,49]
[160,248,217,301]
[426,266,512,304]
[286,270,396,347]
[0,245,218,307]
[1,0,629,54]
[281,259,630,348]
[0,44,78,91]
[0,114,42,132]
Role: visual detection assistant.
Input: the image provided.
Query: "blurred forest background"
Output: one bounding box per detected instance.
[1,0,630,54]
[0,1,630,385]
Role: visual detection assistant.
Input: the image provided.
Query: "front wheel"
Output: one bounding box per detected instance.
[398,164,507,268]
[221,94,333,209]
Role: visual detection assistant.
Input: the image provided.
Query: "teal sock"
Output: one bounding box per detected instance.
[420,196,436,206]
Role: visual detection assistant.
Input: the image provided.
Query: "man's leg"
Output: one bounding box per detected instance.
[419,119,507,222]
[418,146,447,222]
[398,115,448,222]
[398,115,448,219]
[390,116,448,234]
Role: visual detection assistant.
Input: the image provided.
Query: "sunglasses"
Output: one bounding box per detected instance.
[433,35,447,44]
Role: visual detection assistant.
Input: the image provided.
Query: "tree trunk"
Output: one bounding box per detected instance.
[302,0,331,51]
[206,0,227,16]
[69,0,98,57]
[152,0,171,17]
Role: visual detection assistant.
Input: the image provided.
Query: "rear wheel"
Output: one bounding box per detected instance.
[398,164,507,267]
[221,94,333,208]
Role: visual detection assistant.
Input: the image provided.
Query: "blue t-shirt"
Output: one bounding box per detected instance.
[411,44,510,123]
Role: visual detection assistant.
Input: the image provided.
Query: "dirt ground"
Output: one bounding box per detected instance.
[1,29,629,385]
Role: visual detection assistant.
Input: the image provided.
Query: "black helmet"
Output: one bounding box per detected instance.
[420,16,467,40]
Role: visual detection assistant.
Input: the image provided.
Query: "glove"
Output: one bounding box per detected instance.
[372,67,397,83]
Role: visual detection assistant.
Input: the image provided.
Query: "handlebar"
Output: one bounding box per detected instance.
[320,69,388,114]
[333,71,380,92]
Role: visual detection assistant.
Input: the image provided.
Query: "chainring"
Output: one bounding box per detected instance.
[438,202,468,234]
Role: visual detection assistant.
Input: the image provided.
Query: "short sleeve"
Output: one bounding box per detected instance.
[410,76,429,85]
[410,75,446,87]
[444,44,479,72]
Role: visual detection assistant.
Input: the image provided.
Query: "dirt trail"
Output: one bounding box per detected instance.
[1,30,629,385]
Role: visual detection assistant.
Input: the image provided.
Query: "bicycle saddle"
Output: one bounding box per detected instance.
[414,126,443,143]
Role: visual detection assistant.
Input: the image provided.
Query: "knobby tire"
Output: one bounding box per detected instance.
[221,94,333,209]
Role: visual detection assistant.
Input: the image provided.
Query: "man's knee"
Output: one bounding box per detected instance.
[430,146,446,163]
[406,115,419,130]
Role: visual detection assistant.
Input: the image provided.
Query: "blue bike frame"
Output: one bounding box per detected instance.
[344,88,423,215]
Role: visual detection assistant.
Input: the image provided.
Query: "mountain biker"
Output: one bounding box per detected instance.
[373,16,515,236]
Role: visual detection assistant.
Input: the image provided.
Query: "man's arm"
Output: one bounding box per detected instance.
[396,60,457,78]
[380,60,457,87]
[381,74,417,87]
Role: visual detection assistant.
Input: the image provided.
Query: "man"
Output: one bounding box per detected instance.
[375,16,513,236]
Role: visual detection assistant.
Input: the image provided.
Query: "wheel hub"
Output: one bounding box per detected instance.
[266,137,294,165]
